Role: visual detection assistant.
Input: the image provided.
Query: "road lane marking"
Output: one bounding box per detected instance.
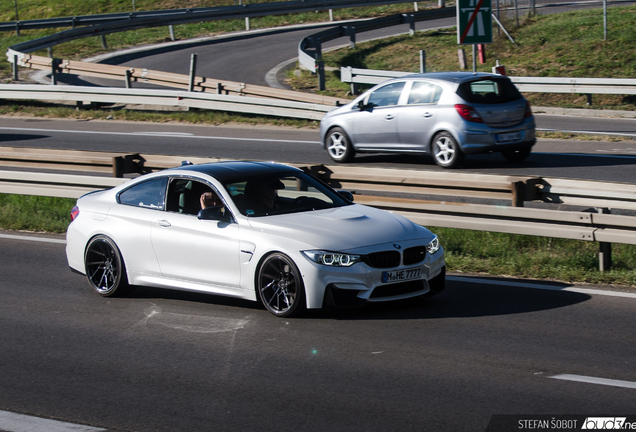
[448,276,636,299]
[549,374,636,390]
[0,126,320,144]
[0,410,106,432]
[0,233,66,244]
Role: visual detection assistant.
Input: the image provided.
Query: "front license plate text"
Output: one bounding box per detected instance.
[382,267,422,283]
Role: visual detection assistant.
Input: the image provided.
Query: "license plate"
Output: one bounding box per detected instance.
[497,132,521,143]
[381,267,422,283]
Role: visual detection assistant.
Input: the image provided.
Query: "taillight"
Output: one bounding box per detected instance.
[455,104,483,123]
[70,206,80,222]
[524,101,533,118]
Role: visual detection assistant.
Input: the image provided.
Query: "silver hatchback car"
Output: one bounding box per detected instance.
[320,72,536,168]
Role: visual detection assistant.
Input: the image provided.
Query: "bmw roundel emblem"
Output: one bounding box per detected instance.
[393,243,402,249]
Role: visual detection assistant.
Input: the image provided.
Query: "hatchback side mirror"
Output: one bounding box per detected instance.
[197,205,233,223]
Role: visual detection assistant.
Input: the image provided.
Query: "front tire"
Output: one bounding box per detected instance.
[84,235,130,297]
[432,132,464,169]
[325,127,355,163]
[256,253,306,317]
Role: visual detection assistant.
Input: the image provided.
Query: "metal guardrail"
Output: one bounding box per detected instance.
[3,146,636,212]
[0,0,419,34]
[5,53,346,107]
[298,7,456,89]
[0,84,335,120]
[3,148,636,270]
[339,67,636,96]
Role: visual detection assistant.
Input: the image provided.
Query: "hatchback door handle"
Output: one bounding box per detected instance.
[156,220,171,227]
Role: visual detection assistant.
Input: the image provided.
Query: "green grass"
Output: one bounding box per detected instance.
[4,193,635,287]
[287,5,636,110]
[0,194,75,233]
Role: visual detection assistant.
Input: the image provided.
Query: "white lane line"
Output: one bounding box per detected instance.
[549,374,636,390]
[448,276,636,299]
[0,410,106,432]
[0,126,320,144]
[0,233,66,244]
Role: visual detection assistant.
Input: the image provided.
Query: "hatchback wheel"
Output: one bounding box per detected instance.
[257,253,305,317]
[84,235,130,297]
[432,132,464,168]
[502,148,531,163]
[326,127,355,163]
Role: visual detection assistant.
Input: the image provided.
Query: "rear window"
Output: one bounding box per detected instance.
[456,78,522,104]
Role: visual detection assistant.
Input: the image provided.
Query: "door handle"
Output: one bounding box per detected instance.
[156,220,171,227]
[423,112,433,118]
[385,114,394,120]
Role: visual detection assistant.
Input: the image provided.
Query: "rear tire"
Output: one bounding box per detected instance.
[432,132,464,169]
[84,235,131,297]
[325,127,355,163]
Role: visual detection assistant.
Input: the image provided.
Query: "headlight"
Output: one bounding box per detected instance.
[426,236,440,255]
[302,250,362,267]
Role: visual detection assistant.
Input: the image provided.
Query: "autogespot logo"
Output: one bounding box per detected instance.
[582,418,629,429]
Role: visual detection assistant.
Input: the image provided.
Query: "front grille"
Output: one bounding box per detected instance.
[365,251,400,268]
[403,246,426,265]
[370,280,425,299]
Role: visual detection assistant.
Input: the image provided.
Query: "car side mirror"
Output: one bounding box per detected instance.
[337,190,354,202]
[197,205,233,223]
[357,100,369,110]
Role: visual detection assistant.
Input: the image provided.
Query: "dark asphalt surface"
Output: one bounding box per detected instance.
[0,236,635,432]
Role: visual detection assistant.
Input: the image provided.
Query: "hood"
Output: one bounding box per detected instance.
[247,204,432,251]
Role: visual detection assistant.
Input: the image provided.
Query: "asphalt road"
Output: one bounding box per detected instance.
[0,235,635,432]
[2,116,636,183]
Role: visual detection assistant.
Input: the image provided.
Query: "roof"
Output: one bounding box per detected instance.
[400,71,507,84]
[169,161,299,183]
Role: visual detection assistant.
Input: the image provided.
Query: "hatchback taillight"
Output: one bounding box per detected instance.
[524,101,533,118]
[455,104,483,123]
[70,206,80,222]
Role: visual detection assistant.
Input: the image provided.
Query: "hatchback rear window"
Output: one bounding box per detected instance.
[456,78,522,104]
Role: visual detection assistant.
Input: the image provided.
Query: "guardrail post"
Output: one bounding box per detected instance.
[596,207,612,271]
[15,21,20,36]
[51,59,61,85]
[169,25,176,41]
[458,49,467,69]
[403,14,416,36]
[314,39,326,91]
[216,83,224,95]
[420,50,426,73]
[586,94,593,105]
[101,35,108,49]
[189,53,198,92]
[344,26,356,49]
[512,181,525,207]
[13,55,19,81]
[113,154,147,177]
[439,0,446,7]
[414,2,419,11]
[329,9,334,21]
[245,17,250,31]
[125,69,132,88]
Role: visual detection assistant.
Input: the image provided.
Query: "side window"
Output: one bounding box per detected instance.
[407,82,443,105]
[118,177,168,210]
[166,178,217,216]
[366,82,405,108]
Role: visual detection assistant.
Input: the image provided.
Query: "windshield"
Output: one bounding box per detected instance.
[223,171,352,217]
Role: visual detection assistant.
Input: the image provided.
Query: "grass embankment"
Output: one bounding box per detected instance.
[288,5,636,111]
[5,194,636,288]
